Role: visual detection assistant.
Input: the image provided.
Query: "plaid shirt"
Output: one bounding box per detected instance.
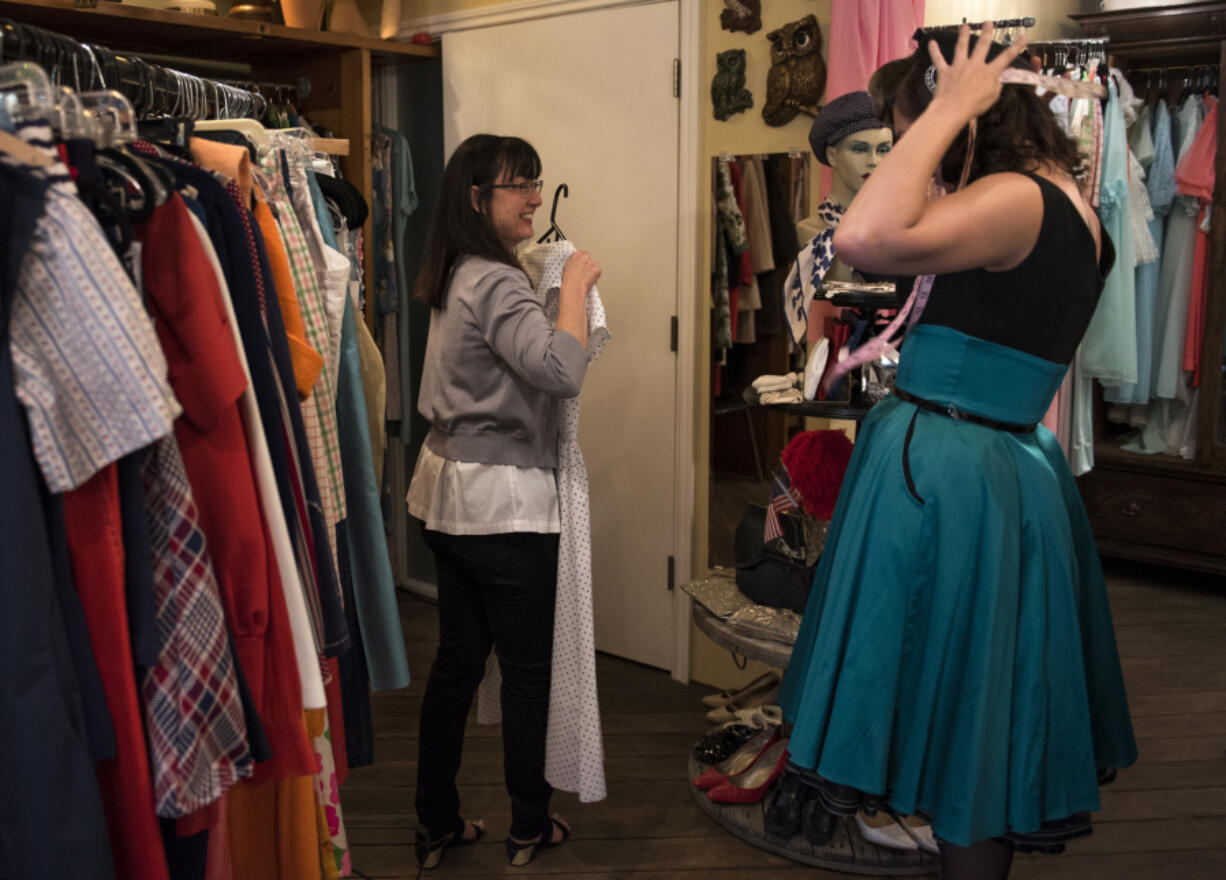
[141,437,253,816]
[258,152,347,576]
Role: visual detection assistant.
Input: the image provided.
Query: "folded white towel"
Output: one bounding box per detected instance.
[759,388,804,405]
[752,372,799,393]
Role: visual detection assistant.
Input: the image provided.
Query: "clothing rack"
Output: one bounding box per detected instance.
[0,18,306,118]
[926,17,1036,31]
[718,148,806,162]
[1027,37,1111,71]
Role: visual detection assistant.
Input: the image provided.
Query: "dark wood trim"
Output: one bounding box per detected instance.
[0,0,439,62]
[1092,537,1226,576]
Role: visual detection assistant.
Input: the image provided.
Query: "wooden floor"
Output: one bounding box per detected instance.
[342,560,1226,879]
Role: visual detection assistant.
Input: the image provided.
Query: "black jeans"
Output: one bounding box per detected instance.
[416,529,559,841]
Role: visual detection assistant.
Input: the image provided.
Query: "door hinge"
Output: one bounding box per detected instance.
[670,315,679,352]
[667,555,676,591]
[672,58,681,98]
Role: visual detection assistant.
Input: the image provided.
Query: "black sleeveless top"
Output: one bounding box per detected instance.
[914,171,1116,365]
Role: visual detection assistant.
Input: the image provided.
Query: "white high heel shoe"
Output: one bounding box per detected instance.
[855,810,918,851]
[700,671,780,709]
[705,681,781,724]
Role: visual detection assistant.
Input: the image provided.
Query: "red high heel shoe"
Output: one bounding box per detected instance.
[692,728,779,790]
[706,739,790,805]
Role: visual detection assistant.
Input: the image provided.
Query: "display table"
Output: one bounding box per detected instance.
[691,601,794,669]
[689,600,939,875]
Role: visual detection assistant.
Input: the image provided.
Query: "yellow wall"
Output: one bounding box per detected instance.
[400,0,513,22]
[690,0,833,689]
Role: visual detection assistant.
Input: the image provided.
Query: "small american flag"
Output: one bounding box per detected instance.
[764,465,803,543]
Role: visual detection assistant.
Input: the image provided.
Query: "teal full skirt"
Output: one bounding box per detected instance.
[778,325,1138,847]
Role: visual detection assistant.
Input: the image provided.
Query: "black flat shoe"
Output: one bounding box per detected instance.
[506,815,570,867]
[765,771,806,838]
[415,819,484,869]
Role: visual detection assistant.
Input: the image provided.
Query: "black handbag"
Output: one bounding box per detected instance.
[733,504,816,614]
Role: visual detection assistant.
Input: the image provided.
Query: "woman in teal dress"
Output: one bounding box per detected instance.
[778,25,1137,880]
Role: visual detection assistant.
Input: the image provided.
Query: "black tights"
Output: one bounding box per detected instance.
[937,837,1014,880]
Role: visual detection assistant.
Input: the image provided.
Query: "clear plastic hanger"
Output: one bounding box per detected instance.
[0,61,56,122]
[79,89,139,146]
[54,85,93,139]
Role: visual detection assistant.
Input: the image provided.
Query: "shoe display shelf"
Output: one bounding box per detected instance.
[689,602,939,875]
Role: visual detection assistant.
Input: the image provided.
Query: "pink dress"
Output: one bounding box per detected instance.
[1176,95,1217,385]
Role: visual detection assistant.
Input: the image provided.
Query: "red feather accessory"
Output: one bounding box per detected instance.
[780,429,854,520]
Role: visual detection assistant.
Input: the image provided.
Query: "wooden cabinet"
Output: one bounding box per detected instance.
[0,0,438,333]
[1070,2,1226,574]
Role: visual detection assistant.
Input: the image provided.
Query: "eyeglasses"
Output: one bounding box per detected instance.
[488,179,544,197]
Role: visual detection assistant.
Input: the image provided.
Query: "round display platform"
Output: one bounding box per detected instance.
[691,602,794,670]
[688,754,939,876]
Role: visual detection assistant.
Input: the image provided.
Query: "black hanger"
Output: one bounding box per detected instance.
[97,146,160,222]
[536,183,568,244]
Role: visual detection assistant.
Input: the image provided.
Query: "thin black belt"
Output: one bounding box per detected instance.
[893,387,1038,434]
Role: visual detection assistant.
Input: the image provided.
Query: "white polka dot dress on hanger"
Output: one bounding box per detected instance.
[475,239,610,803]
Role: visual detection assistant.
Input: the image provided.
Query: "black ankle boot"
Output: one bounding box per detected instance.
[764,772,805,838]
[801,796,838,846]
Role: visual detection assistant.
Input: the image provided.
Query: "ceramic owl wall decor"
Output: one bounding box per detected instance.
[711,49,753,121]
[762,14,826,126]
[720,0,761,35]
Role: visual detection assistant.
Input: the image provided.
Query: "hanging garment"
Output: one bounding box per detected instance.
[474,240,611,803]
[1107,98,1175,407]
[9,129,180,494]
[740,156,776,277]
[259,151,350,630]
[140,434,254,819]
[730,160,761,344]
[713,160,747,350]
[312,171,410,693]
[185,137,343,697]
[64,466,173,880]
[1129,102,1155,170]
[143,155,318,787]
[0,159,116,880]
[1153,96,1205,401]
[779,173,1134,849]
[782,198,843,344]
[180,203,327,712]
[1175,96,1217,384]
[1082,78,1137,386]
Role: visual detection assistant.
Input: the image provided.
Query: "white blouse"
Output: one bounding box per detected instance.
[406,444,560,535]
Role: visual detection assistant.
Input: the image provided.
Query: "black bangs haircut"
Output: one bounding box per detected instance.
[892,30,1085,186]
[414,134,543,309]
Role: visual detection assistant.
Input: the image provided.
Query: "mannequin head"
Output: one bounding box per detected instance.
[808,90,894,207]
[826,128,893,205]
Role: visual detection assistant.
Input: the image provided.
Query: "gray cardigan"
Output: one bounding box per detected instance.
[418,255,589,468]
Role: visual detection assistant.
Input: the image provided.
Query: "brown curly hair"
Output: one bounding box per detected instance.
[890,30,1086,186]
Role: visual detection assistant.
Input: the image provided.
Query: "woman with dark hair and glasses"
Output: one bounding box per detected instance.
[778,25,1136,880]
[407,133,599,869]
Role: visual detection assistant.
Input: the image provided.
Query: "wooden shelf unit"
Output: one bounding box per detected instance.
[0,0,439,331]
[1068,2,1226,575]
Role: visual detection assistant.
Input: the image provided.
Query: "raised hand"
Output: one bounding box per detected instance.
[927,22,1028,120]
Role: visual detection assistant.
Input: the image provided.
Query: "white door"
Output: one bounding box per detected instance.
[443,2,681,671]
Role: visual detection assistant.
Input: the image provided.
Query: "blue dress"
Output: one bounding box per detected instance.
[779,173,1138,849]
